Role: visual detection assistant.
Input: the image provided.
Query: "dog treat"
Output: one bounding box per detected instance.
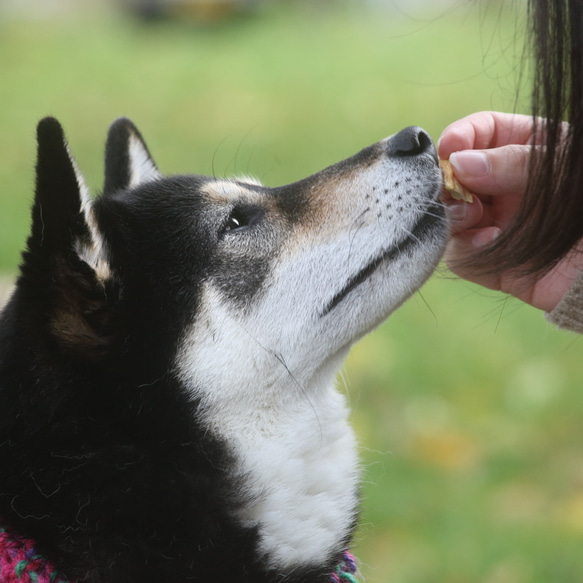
[439,159,473,203]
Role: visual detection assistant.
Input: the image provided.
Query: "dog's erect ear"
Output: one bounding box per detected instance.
[24,118,116,358]
[30,118,110,279]
[30,117,95,257]
[103,117,160,195]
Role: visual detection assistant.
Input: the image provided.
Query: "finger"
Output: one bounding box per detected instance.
[444,227,503,289]
[438,111,535,159]
[449,144,531,197]
[444,196,484,234]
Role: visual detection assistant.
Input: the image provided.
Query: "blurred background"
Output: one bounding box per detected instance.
[1,0,582,581]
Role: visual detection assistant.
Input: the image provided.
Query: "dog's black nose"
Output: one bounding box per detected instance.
[387,126,434,158]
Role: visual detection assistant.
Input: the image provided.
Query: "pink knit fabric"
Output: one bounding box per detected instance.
[0,528,68,583]
[0,526,355,583]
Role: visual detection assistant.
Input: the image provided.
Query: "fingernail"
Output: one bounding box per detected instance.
[472,227,501,247]
[450,151,490,177]
[445,201,467,222]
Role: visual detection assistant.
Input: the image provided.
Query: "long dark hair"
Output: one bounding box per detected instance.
[468,0,583,275]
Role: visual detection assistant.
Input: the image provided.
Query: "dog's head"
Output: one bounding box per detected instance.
[4,118,447,575]
[17,118,446,385]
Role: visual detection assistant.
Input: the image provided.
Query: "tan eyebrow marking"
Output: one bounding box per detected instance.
[201,179,265,204]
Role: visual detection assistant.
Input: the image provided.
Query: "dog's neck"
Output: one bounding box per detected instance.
[178,345,359,572]
[174,281,360,571]
[227,376,358,571]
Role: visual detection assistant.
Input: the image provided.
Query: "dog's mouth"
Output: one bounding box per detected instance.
[320,203,444,317]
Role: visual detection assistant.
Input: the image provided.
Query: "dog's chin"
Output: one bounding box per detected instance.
[321,207,445,317]
[321,212,447,352]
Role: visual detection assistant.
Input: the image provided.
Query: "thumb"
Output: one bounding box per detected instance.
[449,144,533,197]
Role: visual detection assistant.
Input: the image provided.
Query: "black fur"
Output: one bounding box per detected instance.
[102,117,159,196]
[0,119,346,583]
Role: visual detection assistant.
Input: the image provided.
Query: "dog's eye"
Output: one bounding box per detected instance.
[222,206,263,235]
[225,215,243,232]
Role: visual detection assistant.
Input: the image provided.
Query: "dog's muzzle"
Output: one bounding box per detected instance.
[386,126,436,161]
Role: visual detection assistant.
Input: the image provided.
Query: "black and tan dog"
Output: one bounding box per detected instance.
[0,118,447,582]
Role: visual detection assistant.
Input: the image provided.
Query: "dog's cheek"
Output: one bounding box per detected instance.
[211,254,272,309]
[209,223,284,309]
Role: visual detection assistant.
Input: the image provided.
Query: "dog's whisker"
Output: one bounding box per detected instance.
[229,318,324,443]
[272,351,324,444]
[399,226,423,246]
[424,210,448,222]
[346,209,369,271]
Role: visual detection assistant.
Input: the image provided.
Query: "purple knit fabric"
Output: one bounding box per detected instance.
[328,551,358,583]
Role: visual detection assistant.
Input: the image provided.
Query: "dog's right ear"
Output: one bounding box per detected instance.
[103,117,161,195]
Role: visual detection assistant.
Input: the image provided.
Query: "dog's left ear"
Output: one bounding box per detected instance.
[29,117,104,264]
[103,117,161,195]
[24,118,116,359]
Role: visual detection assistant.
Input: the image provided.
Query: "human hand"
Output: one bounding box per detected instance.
[438,111,583,312]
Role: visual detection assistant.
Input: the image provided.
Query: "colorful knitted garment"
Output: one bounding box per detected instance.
[0,526,356,583]
[0,528,68,583]
[328,551,358,583]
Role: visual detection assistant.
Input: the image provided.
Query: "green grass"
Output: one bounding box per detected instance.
[2,2,583,582]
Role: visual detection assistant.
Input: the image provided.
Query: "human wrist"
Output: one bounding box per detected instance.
[546,267,583,333]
